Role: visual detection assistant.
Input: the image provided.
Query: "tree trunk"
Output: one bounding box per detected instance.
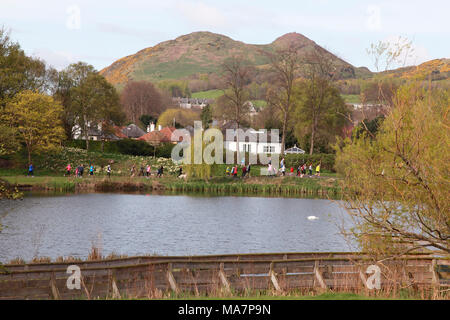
[83,120,89,151]
[236,122,240,165]
[310,116,318,155]
[27,146,31,165]
[281,111,288,155]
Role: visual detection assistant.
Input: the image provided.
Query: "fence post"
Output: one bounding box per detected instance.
[50,273,60,300]
[167,263,179,294]
[269,262,282,292]
[219,263,231,294]
[431,259,440,299]
[111,271,121,299]
[314,260,327,290]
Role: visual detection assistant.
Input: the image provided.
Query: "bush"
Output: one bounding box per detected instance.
[65,139,158,157]
[283,153,336,172]
[115,139,154,156]
[155,143,176,158]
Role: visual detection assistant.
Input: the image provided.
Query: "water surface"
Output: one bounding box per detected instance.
[0,193,354,262]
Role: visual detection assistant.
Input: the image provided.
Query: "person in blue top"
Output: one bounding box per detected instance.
[28,163,34,177]
[89,165,94,176]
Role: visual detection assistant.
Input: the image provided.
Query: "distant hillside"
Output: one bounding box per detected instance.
[382,58,450,81]
[100,31,369,89]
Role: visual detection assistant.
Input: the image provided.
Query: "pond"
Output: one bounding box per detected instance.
[0,193,355,262]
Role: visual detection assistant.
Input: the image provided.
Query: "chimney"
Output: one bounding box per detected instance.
[149,122,155,132]
[158,124,162,131]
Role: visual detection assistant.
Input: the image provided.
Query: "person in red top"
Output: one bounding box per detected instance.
[290,167,294,175]
[65,164,71,176]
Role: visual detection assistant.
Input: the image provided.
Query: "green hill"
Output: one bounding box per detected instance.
[100,31,368,88]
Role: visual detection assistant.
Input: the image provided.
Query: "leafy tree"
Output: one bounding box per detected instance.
[157,108,200,128]
[0,125,19,156]
[139,114,157,129]
[293,79,350,154]
[200,104,213,129]
[70,73,125,151]
[2,90,65,164]
[50,62,96,139]
[353,115,385,139]
[157,80,191,97]
[0,28,46,108]
[335,85,449,255]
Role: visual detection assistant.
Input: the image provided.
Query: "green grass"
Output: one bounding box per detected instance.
[191,89,224,99]
[342,94,361,104]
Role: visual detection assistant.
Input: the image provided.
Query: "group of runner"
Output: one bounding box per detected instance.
[65,164,95,177]
[130,164,167,178]
[226,163,252,178]
[273,158,321,177]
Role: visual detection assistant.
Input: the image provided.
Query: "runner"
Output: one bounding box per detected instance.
[89,164,94,176]
[106,164,111,178]
[28,163,34,177]
[65,164,71,176]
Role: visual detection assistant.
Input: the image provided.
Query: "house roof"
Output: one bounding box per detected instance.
[121,124,146,138]
[220,123,280,143]
[284,145,305,154]
[138,131,167,143]
[138,127,178,143]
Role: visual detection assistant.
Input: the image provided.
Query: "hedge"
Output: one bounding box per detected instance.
[64,139,176,158]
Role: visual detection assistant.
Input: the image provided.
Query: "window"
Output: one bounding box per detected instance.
[263,145,275,153]
[243,144,251,152]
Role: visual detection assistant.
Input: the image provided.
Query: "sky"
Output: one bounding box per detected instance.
[1,0,449,71]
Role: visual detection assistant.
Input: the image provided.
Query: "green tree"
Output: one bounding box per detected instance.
[293,79,350,154]
[50,62,96,139]
[70,73,125,151]
[0,124,19,156]
[2,90,65,164]
[200,104,213,129]
[335,84,449,255]
[157,108,200,128]
[0,28,46,108]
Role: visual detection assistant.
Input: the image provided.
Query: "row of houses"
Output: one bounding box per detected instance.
[73,121,305,155]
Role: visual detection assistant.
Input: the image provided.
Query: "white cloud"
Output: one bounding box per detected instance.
[31,49,77,70]
[175,1,228,28]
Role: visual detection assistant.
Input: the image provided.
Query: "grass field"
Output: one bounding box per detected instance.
[342,94,361,104]
[191,89,223,99]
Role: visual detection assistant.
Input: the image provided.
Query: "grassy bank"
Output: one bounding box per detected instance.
[1,146,341,197]
[0,174,341,197]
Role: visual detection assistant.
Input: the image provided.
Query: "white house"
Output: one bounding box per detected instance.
[221,123,282,155]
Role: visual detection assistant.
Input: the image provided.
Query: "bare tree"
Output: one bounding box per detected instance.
[220,56,252,163]
[300,46,338,154]
[266,43,304,154]
[120,81,165,124]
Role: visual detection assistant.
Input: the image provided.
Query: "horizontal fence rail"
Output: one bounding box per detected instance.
[0,252,448,300]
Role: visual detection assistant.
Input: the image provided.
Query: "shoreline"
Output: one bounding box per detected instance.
[2,174,342,198]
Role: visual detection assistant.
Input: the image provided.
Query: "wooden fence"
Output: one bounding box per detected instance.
[0,252,448,299]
